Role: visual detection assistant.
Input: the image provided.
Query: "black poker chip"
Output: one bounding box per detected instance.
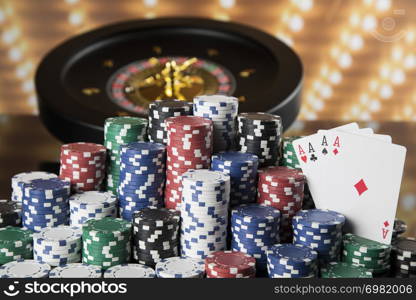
[133,207,180,267]
[237,112,282,169]
[392,219,407,240]
[147,100,193,144]
[0,200,21,227]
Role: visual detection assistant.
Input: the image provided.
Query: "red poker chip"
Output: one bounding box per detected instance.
[257,191,303,201]
[61,142,106,154]
[205,266,256,278]
[205,251,256,275]
[59,170,103,179]
[258,186,304,196]
[166,116,212,129]
[259,166,305,182]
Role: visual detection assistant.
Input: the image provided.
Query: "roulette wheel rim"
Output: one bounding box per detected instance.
[35,17,303,143]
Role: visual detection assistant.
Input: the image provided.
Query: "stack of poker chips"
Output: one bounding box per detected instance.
[0,200,21,227]
[392,219,407,241]
[156,257,205,278]
[164,116,213,210]
[33,226,82,266]
[12,171,57,203]
[321,262,373,278]
[193,95,238,152]
[82,217,132,270]
[280,136,302,169]
[301,184,315,210]
[390,237,416,278]
[133,208,180,267]
[205,251,256,278]
[118,142,166,221]
[69,191,118,226]
[0,227,33,265]
[22,178,71,232]
[292,209,345,264]
[180,170,230,259]
[211,152,259,206]
[0,259,51,278]
[342,233,391,276]
[148,99,193,144]
[49,263,102,278]
[59,142,107,192]
[231,204,280,272]
[104,116,148,195]
[266,244,318,278]
[237,113,282,167]
[257,166,305,242]
[104,264,156,278]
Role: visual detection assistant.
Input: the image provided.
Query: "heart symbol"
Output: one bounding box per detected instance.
[301,155,307,163]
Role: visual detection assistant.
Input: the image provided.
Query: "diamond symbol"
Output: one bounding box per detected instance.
[384,221,390,228]
[333,148,339,155]
[354,179,368,196]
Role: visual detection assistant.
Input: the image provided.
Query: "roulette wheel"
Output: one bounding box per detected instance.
[35,17,303,143]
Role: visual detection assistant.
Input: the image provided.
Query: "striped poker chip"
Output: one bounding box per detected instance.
[156,257,205,278]
[49,263,102,278]
[0,259,50,278]
[12,171,58,203]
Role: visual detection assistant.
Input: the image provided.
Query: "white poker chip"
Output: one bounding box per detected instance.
[104,264,156,278]
[49,263,101,278]
[182,170,230,186]
[33,226,82,246]
[155,257,205,278]
[69,191,117,207]
[0,259,51,278]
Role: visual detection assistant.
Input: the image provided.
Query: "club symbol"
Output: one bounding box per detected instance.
[310,154,318,162]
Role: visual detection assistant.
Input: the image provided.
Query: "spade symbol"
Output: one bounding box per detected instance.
[322,148,328,155]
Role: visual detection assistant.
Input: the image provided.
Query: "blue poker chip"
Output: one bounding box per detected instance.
[232,204,280,222]
[23,178,70,193]
[212,151,259,165]
[267,244,318,264]
[120,141,165,155]
[293,209,346,229]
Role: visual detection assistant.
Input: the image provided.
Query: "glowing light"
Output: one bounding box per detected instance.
[319,84,333,99]
[311,99,324,111]
[22,80,34,93]
[362,15,377,31]
[338,52,352,69]
[220,0,235,9]
[360,112,371,120]
[214,13,230,21]
[16,61,34,79]
[143,0,158,7]
[0,9,5,24]
[375,0,391,12]
[8,47,23,62]
[391,46,403,61]
[369,80,379,91]
[379,65,390,79]
[275,33,293,46]
[305,111,317,120]
[404,54,416,69]
[360,94,370,105]
[390,69,405,85]
[68,11,84,26]
[405,31,415,44]
[379,84,393,99]
[2,27,20,45]
[65,0,80,4]
[145,12,156,19]
[288,15,304,32]
[292,0,313,11]
[369,100,381,112]
[329,71,342,84]
[349,13,361,27]
[27,95,37,106]
[348,34,363,51]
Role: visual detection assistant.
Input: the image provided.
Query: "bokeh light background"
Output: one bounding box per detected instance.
[0,0,415,236]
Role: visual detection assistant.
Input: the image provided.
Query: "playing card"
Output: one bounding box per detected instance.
[295,130,406,244]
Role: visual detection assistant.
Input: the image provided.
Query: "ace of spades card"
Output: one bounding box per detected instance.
[293,127,406,244]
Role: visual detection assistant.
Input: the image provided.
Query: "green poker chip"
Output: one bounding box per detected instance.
[321,262,373,278]
[0,226,33,247]
[343,233,390,254]
[83,218,131,237]
[104,117,148,193]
